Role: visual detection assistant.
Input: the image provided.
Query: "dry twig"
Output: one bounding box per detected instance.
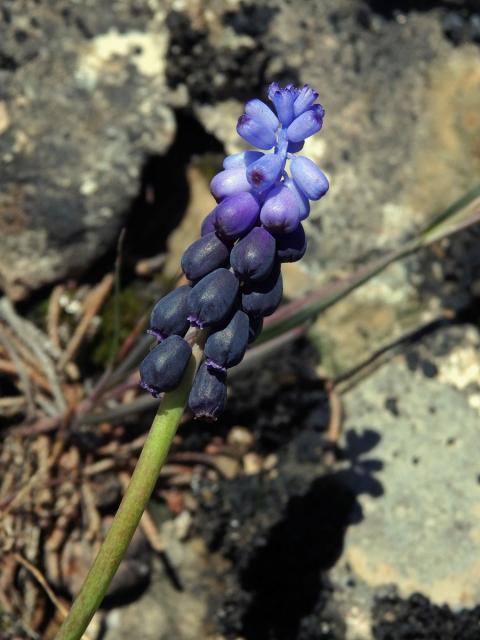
[60,274,114,370]
[325,381,343,446]
[14,553,92,640]
[0,325,35,417]
[0,356,53,393]
[47,285,65,351]
[0,298,66,412]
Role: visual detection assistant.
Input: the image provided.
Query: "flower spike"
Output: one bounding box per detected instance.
[140,81,329,420]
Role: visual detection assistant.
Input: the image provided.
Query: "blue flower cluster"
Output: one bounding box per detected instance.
[140,83,329,420]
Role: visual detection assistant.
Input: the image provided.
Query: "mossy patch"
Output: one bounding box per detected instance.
[91,283,147,367]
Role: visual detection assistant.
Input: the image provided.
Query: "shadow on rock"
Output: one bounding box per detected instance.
[123,109,223,268]
[335,427,385,524]
[239,475,353,640]
[238,429,384,640]
[80,108,224,285]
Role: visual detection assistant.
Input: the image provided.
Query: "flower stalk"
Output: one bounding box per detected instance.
[56,82,332,638]
[55,339,204,640]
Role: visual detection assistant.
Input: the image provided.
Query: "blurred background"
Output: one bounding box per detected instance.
[1,0,480,638]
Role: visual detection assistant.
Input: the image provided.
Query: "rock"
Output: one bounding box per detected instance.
[103,531,228,640]
[171,510,193,541]
[329,324,480,611]
[167,0,480,375]
[186,1,480,282]
[162,163,217,282]
[371,592,480,640]
[97,324,480,637]
[310,257,443,378]
[213,454,241,480]
[227,425,254,452]
[242,452,263,475]
[0,2,175,299]
[263,453,278,472]
[2,0,480,307]
[60,522,150,600]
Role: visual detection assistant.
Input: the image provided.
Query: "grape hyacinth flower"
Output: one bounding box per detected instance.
[140,82,329,420]
[139,335,192,396]
[58,83,331,640]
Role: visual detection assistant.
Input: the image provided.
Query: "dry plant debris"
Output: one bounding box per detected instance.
[0,276,274,637]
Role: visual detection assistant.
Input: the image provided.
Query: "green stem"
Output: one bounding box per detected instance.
[56,344,202,640]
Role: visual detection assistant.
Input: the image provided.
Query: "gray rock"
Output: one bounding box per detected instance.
[171,0,480,377]
[2,0,480,303]
[0,2,175,299]
[330,324,480,615]
[309,256,443,378]
[103,518,227,640]
[189,0,480,279]
[99,324,480,637]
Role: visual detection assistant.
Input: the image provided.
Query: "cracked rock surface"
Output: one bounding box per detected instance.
[1,0,480,299]
[0,1,175,299]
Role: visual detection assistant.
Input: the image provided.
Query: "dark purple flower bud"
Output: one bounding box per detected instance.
[204,309,250,372]
[237,114,276,150]
[201,211,216,236]
[140,335,192,396]
[187,268,239,328]
[290,156,329,201]
[210,167,251,201]
[223,150,264,170]
[149,285,191,341]
[188,362,227,421]
[269,84,296,127]
[245,98,279,131]
[275,224,307,263]
[287,140,304,153]
[248,315,263,343]
[242,266,283,318]
[293,85,319,117]
[230,227,276,282]
[287,105,325,143]
[284,177,310,220]
[260,184,301,234]
[213,192,260,241]
[181,232,230,281]
[246,152,285,192]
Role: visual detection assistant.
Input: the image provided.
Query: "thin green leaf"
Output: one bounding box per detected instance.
[258,184,480,344]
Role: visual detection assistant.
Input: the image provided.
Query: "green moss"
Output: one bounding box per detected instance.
[91,283,147,367]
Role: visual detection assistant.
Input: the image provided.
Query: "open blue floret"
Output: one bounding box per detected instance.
[139,83,330,420]
[232,82,329,232]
